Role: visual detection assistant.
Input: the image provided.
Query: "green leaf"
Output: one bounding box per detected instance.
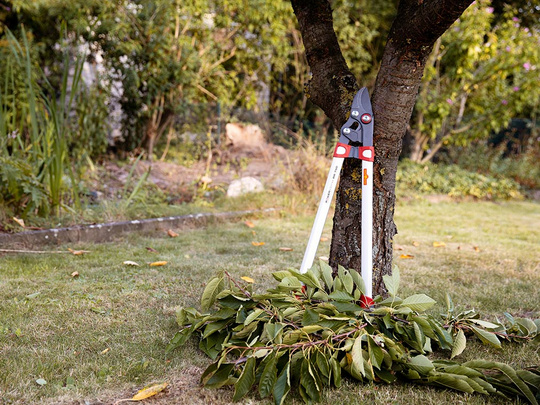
[201,275,224,311]
[273,363,291,405]
[464,361,537,405]
[400,294,436,312]
[166,326,194,352]
[465,319,501,330]
[203,319,230,339]
[259,353,277,399]
[316,351,330,381]
[289,269,322,289]
[302,308,320,326]
[233,357,256,401]
[244,308,264,326]
[375,368,397,383]
[332,301,363,313]
[470,326,501,348]
[408,355,434,375]
[272,271,293,282]
[312,290,329,301]
[413,321,426,353]
[349,270,366,294]
[300,359,321,402]
[516,370,540,392]
[411,315,438,340]
[263,323,285,342]
[383,266,400,297]
[319,261,334,290]
[205,363,235,388]
[350,337,365,379]
[451,329,467,359]
[367,335,384,370]
[430,374,475,394]
[330,356,341,387]
[328,290,354,302]
[338,266,354,294]
[277,276,303,291]
[516,318,538,335]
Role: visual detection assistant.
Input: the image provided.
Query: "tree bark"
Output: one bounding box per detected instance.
[291,0,474,295]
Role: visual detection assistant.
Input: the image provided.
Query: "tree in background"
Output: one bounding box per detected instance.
[409,0,540,162]
[88,0,294,157]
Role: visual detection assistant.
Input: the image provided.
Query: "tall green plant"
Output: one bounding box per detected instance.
[0,27,85,216]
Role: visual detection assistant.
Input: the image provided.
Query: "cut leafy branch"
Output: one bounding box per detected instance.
[169,262,539,404]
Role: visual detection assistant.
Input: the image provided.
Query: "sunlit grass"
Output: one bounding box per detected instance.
[0,200,538,404]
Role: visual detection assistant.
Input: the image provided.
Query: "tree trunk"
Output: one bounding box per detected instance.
[291,0,474,295]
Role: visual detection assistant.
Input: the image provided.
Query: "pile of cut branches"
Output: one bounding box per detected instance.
[168,263,540,404]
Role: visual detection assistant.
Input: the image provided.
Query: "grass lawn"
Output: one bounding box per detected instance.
[0,200,538,404]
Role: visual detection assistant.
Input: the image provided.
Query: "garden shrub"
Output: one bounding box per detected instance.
[396,159,522,200]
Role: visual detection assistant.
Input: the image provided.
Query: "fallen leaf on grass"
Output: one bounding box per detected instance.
[149,261,167,267]
[71,271,79,278]
[251,241,265,246]
[101,348,110,354]
[412,241,420,247]
[394,245,404,251]
[279,247,293,251]
[473,246,481,252]
[123,261,140,266]
[399,254,414,259]
[13,217,25,228]
[432,241,446,248]
[320,237,329,242]
[244,220,255,228]
[167,229,179,238]
[35,378,47,386]
[146,247,158,253]
[241,276,255,283]
[113,383,168,404]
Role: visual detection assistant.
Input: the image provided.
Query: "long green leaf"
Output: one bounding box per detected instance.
[259,353,278,399]
[400,294,436,312]
[201,275,224,311]
[464,361,538,405]
[451,329,467,359]
[233,357,256,401]
[383,266,400,297]
[470,326,501,348]
[319,261,334,290]
[330,356,341,387]
[350,337,365,379]
[273,362,291,405]
[430,374,475,393]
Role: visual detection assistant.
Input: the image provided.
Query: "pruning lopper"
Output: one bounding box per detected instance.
[299,87,374,306]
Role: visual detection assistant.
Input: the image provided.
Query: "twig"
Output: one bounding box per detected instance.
[228,323,368,355]
[224,271,252,298]
[0,249,75,254]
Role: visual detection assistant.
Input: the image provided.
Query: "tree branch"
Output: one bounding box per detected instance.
[290,0,359,126]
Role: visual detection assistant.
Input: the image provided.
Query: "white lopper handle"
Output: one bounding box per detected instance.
[299,157,344,274]
[361,159,373,298]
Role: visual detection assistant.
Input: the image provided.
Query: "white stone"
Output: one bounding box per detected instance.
[227,177,264,198]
